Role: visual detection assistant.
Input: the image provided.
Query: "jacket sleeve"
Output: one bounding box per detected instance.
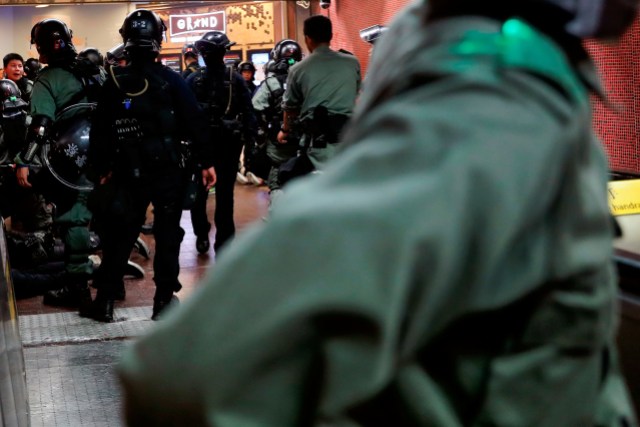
[167,69,214,169]
[235,73,258,140]
[87,79,116,181]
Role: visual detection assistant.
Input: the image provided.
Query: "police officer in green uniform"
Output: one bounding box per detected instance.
[277,15,361,171]
[15,19,104,309]
[252,39,303,206]
[0,79,51,237]
[119,0,639,425]
[86,10,216,322]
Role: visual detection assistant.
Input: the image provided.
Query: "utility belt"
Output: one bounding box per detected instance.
[301,106,350,149]
[207,116,244,141]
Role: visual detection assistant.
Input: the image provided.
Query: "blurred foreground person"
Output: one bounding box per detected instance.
[119,0,638,425]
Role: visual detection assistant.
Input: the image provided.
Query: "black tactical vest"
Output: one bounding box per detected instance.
[109,63,180,174]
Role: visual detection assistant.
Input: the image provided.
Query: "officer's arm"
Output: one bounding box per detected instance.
[87,79,116,182]
[251,80,269,112]
[236,74,258,139]
[279,68,301,143]
[14,115,52,188]
[15,75,57,169]
[171,70,214,169]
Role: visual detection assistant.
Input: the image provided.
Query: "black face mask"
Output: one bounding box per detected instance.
[202,50,225,68]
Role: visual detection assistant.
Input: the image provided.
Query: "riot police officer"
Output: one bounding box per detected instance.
[15,18,104,308]
[252,39,303,207]
[86,9,215,322]
[78,47,104,68]
[277,15,361,171]
[23,58,42,82]
[238,61,257,95]
[78,47,107,83]
[186,31,256,254]
[0,79,51,233]
[181,43,200,79]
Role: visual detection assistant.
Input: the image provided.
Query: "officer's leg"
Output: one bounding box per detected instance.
[266,142,296,211]
[213,140,243,252]
[11,185,52,232]
[189,181,211,254]
[83,188,148,322]
[150,171,185,320]
[43,190,93,308]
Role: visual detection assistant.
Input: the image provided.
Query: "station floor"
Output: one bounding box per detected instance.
[17,183,270,426]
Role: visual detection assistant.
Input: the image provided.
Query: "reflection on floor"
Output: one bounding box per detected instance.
[18,184,269,426]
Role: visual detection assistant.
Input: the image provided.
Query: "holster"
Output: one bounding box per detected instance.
[304,106,349,149]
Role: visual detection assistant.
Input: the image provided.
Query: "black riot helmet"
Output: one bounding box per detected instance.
[23,58,42,81]
[182,43,198,60]
[263,59,276,75]
[272,39,303,63]
[30,19,76,64]
[105,43,127,67]
[195,31,235,62]
[78,47,104,67]
[119,9,166,53]
[271,39,303,74]
[0,79,28,119]
[238,61,256,73]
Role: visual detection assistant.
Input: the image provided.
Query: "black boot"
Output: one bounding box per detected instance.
[80,295,115,323]
[152,295,179,321]
[196,235,210,254]
[43,280,91,308]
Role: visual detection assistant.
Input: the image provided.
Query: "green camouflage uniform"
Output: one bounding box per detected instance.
[31,67,94,278]
[119,2,636,426]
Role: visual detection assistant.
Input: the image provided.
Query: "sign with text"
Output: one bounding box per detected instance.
[169,11,226,43]
[609,179,640,216]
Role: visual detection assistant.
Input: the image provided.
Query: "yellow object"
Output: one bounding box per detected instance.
[608,179,640,216]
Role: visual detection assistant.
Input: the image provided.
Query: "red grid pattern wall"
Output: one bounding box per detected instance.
[585,18,640,174]
[311,0,413,75]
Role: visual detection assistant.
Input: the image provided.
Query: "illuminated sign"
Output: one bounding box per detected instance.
[169,11,225,41]
[609,179,640,216]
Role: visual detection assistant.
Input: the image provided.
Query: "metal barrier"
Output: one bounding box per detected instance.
[0,219,29,426]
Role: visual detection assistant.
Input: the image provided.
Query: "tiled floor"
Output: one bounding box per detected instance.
[17,183,270,426]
